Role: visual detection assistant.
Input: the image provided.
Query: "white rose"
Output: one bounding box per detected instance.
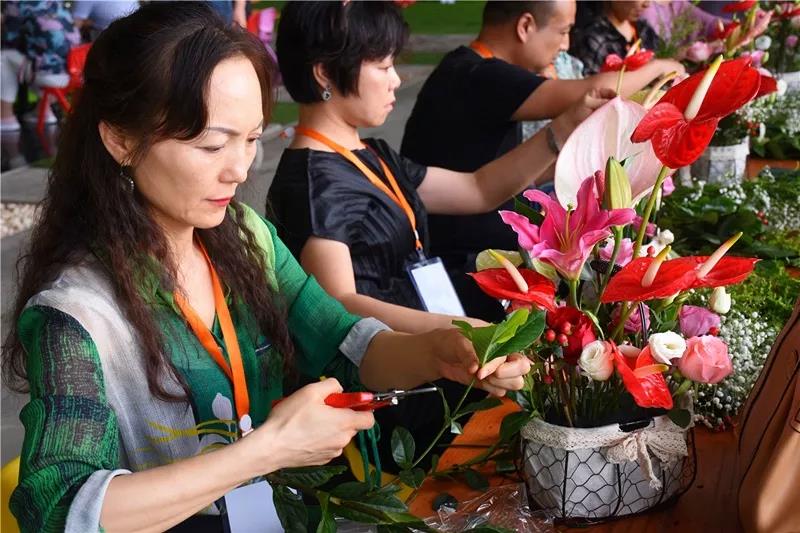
[755,35,772,50]
[648,332,687,364]
[777,78,788,96]
[710,286,732,314]
[578,340,614,381]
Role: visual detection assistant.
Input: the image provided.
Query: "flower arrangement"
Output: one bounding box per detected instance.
[466,57,770,435]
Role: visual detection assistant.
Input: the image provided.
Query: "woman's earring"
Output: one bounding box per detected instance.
[120,165,134,193]
[321,85,332,101]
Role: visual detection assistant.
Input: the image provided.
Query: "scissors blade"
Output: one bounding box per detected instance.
[376,386,440,401]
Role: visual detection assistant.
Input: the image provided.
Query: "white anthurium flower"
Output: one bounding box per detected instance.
[648,332,687,364]
[578,340,615,381]
[212,392,234,421]
[710,286,732,314]
[555,97,667,209]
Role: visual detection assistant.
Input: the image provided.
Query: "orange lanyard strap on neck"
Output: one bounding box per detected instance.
[294,126,423,251]
[174,240,250,428]
[469,40,493,59]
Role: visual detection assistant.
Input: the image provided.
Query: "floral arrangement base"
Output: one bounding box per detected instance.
[520,416,696,524]
[691,139,750,183]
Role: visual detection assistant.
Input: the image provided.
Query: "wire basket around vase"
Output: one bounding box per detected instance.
[520,417,696,527]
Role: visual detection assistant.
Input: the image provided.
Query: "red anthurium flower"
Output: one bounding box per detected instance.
[777,5,800,18]
[723,0,756,13]
[469,268,556,312]
[546,306,596,365]
[631,56,761,168]
[601,256,695,303]
[672,256,760,289]
[601,250,759,303]
[710,20,741,41]
[613,344,673,410]
[756,73,778,98]
[600,50,655,73]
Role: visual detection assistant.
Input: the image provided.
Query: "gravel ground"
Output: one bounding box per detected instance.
[1,202,40,237]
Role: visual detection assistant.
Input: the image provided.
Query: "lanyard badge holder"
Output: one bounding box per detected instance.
[294,126,465,317]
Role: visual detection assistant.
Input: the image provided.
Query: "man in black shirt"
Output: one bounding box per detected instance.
[400,0,682,321]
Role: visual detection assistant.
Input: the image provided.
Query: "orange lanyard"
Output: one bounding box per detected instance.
[174,240,252,435]
[469,40,493,59]
[294,126,423,251]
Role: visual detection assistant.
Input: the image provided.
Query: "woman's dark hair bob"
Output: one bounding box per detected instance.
[276,1,408,103]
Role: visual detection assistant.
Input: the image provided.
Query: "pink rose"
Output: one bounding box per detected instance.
[679,305,721,337]
[661,176,675,197]
[678,336,733,384]
[686,41,713,63]
[612,304,651,334]
[787,35,799,48]
[600,237,634,266]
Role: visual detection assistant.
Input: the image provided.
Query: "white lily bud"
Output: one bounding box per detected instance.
[578,340,614,381]
[648,331,687,364]
[710,286,732,314]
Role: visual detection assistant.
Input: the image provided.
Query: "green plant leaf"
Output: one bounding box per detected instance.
[667,407,692,429]
[491,310,546,357]
[391,427,415,470]
[398,467,426,489]
[462,469,489,491]
[273,485,308,533]
[495,459,516,474]
[514,195,544,225]
[316,493,336,533]
[329,502,382,524]
[273,465,347,488]
[432,492,458,512]
[460,397,503,416]
[359,493,409,513]
[490,308,529,346]
[430,453,440,473]
[330,481,371,500]
[499,411,533,442]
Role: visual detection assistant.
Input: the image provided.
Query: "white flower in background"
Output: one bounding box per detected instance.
[755,35,771,50]
[648,331,687,364]
[710,287,732,314]
[212,392,234,421]
[777,78,788,96]
[638,229,675,256]
[578,340,615,381]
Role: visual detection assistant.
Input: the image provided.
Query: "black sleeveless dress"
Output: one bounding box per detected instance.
[268,137,482,472]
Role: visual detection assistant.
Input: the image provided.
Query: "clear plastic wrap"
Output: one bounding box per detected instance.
[423,483,555,533]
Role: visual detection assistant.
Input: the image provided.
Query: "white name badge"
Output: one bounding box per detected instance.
[224,481,283,532]
[407,256,465,316]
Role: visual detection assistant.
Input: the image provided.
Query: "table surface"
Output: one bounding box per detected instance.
[408,401,741,532]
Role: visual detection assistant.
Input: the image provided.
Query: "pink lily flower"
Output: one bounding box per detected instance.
[554,97,669,210]
[500,177,636,281]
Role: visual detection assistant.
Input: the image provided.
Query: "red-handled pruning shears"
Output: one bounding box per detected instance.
[324,386,440,411]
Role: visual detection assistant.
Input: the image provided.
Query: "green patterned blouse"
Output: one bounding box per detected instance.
[10,209,378,532]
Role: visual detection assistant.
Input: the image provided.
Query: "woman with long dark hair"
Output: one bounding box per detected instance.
[1,3,530,531]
